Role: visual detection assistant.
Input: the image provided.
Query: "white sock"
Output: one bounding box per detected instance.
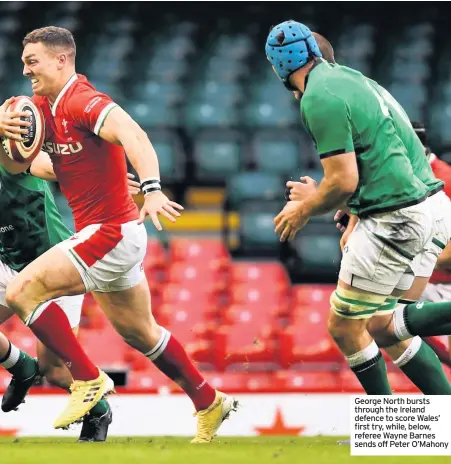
[393,304,413,341]
[346,340,380,370]
[144,327,171,361]
[0,342,21,369]
[393,336,422,368]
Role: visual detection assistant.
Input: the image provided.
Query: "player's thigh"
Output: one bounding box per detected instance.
[93,278,157,339]
[5,246,86,311]
[37,326,79,372]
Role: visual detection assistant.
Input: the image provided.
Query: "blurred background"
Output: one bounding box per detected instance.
[1,1,450,405]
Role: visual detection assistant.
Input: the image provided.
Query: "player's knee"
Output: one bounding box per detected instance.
[5,281,28,318]
[115,319,159,351]
[367,314,398,347]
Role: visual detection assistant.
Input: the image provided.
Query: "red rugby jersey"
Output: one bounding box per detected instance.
[429,154,451,284]
[33,74,138,232]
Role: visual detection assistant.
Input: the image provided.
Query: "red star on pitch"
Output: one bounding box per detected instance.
[0,428,18,436]
[254,407,305,436]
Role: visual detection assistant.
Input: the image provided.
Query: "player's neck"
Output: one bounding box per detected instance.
[47,71,77,105]
[290,62,314,93]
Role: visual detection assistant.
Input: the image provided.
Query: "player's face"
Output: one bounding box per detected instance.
[22,42,60,96]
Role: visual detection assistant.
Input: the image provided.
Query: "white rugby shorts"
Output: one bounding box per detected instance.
[339,191,451,295]
[0,259,83,328]
[57,220,147,293]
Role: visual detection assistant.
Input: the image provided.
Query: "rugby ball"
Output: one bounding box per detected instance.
[1,96,45,163]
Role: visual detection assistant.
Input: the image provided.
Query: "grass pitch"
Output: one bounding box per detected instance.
[0,436,448,463]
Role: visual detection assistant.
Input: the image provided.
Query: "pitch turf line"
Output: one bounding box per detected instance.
[0,437,448,464]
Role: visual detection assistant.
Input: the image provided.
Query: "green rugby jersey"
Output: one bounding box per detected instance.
[0,165,72,272]
[300,59,443,217]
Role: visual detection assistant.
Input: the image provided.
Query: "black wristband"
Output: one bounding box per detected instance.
[141,178,161,195]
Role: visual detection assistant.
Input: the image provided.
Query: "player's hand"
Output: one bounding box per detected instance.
[274,201,309,242]
[138,190,184,230]
[127,173,141,196]
[286,176,317,201]
[334,210,348,233]
[0,97,32,142]
[340,225,353,252]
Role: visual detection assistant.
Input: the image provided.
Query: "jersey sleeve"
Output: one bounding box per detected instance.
[67,89,118,135]
[302,93,354,159]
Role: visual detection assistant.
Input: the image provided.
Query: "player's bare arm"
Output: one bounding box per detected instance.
[275,152,358,242]
[29,150,56,180]
[98,106,183,230]
[435,242,451,271]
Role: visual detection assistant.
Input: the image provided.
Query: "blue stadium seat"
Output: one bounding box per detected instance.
[193,130,243,181]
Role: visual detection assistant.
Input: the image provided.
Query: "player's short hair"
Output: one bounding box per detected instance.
[23,26,76,61]
[312,32,335,63]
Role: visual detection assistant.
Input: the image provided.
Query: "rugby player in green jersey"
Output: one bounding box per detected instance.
[0,97,140,438]
[268,21,451,395]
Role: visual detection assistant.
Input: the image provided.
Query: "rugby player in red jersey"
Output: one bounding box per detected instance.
[0,26,236,442]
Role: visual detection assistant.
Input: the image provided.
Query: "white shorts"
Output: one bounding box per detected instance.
[57,220,147,293]
[421,282,451,302]
[339,191,451,295]
[0,260,83,328]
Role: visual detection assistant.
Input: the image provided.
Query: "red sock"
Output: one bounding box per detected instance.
[28,301,98,380]
[148,328,216,410]
[423,337,451,367]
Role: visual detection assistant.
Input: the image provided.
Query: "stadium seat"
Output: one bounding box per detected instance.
[229,284,289,311]
[250,130,304,175]
[161,283,222,308]
[213,326,278,371]
[7,324,37,358]
[231,261,290,292]
[227,172,283,209]
[146,130,185,182]
[78,326,129,370]
[167,262,227,293]
[80,293,109,329]
[193,130,244,181]
[292,230,341,278]
[279,309,343,367]
[169,239,230,267]
[291,284,335,310]
[143,239,167,270]
[127,367,172,392]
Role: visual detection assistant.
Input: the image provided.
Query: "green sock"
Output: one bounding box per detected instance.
[347,341,392,395]
[0,343,37,380]
[90,399,109,416]
[397,301,451,337]
[396,337,451,395]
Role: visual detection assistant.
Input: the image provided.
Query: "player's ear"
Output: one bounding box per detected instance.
[56,52,67,69]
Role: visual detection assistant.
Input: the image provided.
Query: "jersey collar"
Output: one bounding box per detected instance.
[51,74,78,116]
